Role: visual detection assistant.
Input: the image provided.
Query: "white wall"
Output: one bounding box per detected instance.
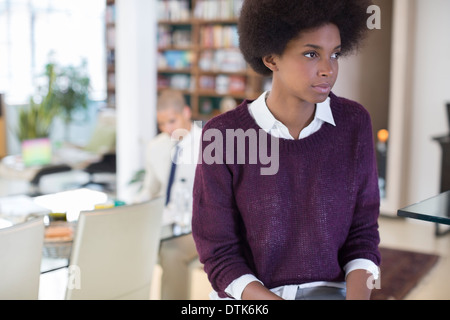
[333,0,394,214]
[333,0,392,138]
[336,0,450,212]
[406,0,450,204]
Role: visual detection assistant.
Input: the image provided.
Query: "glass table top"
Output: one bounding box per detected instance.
[397,190,450,225]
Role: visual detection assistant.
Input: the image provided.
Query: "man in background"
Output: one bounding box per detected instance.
[137,89,201,299]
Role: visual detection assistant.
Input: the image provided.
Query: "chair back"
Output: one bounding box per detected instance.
[65,197,164,300]
[0,218,45,299]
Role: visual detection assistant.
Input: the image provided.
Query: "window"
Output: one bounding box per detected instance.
[0,0,106,104]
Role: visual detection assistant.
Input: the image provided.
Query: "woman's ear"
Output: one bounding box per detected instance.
[262,55,278,72]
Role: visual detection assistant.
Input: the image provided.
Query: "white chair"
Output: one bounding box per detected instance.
[0,217,45,299]
[65,197,164,300]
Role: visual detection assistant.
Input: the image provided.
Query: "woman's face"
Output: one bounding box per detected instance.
[266,23,341,105]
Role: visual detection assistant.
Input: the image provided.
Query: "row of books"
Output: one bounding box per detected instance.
[198,49,247,73]
[106,27,116,48]
[157,0,244,22]
[106,49,115,66]
[158,25,192,48]
[158,74,192,91]
[157,0,191,22]
[194,0,243,20]
[158,50,194,69]
[200,24,239,48]
[158,24,239,49]
[105,3,116,24]
[108,73,116,89]
[199,74,246,94]
[157,73,246,95]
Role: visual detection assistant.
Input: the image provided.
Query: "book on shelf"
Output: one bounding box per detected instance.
[108,73,116,88]
[105,3,115,24]
[158,25,192,48]
[158,0,191,22]
[157,25,172,48]
[107,27,116,48]
[228,75,246,93]
[200,24,239,48]
[158,50,194,69]
[158,74,192,91]
[199,75,216,91]
[194,0,243,20]
[215,75,246,94]
[172,29,192,47]
[199,49,246,72]
[107,49,115,66]
[172,74,192,91]
[199,98,214,115]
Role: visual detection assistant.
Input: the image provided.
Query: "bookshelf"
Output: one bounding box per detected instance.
[157,0,269,120]
[105,0,116,108]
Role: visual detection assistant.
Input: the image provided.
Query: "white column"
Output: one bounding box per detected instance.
[115,0,157,202]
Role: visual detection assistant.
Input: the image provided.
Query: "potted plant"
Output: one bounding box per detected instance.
[13,60,91,165]
[14,63,60,166]
[15,63,59,142]
[53,59,90,141]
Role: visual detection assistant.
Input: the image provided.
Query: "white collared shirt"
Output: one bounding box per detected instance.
[221,91,379,300]
[248,91,335,140]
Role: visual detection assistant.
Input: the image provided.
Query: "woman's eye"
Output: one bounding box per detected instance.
[332,52,341,60]
[304,52,317,58]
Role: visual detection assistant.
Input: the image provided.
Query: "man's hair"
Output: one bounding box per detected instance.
[238,0,372,75]
[157,89,187,113]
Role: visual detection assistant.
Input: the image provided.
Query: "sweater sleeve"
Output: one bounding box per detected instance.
[339,107,381,268]
[191,121,255,297]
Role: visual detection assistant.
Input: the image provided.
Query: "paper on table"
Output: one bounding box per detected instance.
[0,195,50,223]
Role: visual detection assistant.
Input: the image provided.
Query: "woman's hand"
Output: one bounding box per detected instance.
[241,281,284,300]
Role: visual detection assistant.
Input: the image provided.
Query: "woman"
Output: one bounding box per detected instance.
[192,0,380,300]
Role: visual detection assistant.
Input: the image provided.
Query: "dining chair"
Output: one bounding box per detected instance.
[65,197,164,300]
[0,217,45,299]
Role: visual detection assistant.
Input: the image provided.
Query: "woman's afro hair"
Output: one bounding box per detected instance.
[238,0,373,75]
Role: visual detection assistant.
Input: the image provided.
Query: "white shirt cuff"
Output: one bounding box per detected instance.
[224,274,263,300]
[343,258,380,280]
[223,259,379,299]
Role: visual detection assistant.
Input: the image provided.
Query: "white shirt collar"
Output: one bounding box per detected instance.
[249,91,335,140]
[315,97,336,127]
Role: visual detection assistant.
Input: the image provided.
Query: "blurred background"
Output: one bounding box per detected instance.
[0,0,449,213]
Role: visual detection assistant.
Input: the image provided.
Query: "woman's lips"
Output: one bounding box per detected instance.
[312,83,331,94]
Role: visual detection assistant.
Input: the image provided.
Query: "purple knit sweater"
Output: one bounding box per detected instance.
[192,92,381,298]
